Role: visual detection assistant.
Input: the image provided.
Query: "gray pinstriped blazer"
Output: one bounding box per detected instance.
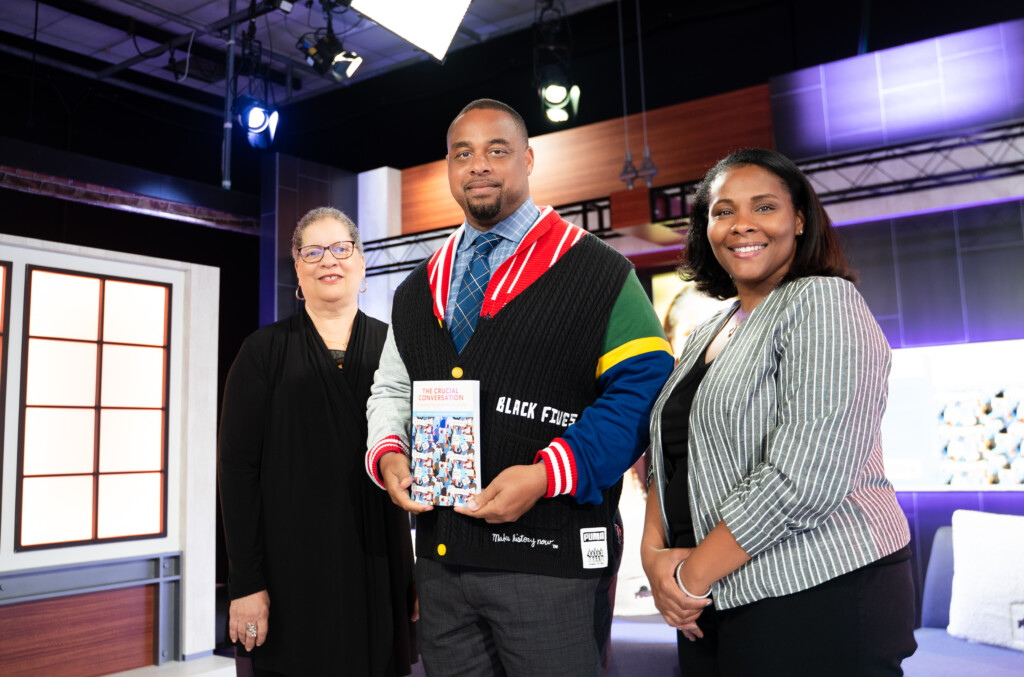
[650,276,910,610]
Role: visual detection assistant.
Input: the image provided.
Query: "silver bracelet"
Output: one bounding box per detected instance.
[674,560,712,599]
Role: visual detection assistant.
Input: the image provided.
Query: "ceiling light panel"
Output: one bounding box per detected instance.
[350,0,472,62]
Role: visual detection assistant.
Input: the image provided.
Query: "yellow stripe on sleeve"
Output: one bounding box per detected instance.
[595,336,673,379]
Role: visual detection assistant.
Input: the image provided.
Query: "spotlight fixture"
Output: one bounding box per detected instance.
[534,1,579,124]
[299,34,362,81]
[298,6,362,82]
[538,64,580,123]
[234,94,279,148]
[332,50,363,78]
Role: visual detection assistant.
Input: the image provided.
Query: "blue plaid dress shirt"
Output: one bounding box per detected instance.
[444,198,541,326]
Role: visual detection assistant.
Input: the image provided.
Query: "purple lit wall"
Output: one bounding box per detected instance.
[771,18,1024,160]
[836,198,1024,348]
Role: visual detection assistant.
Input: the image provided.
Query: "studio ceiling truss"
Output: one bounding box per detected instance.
[804,124,1024,204]
[0,0,308,116]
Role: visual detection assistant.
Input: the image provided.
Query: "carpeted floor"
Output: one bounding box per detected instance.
[606,615,681,677]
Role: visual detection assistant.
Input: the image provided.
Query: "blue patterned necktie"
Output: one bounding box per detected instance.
[450,232,502,353]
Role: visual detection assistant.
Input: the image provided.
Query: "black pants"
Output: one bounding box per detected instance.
[677,552,917,677]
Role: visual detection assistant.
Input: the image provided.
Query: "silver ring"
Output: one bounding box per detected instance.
[246,622,257,638]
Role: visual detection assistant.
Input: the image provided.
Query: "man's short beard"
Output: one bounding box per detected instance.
[467,195,502,222]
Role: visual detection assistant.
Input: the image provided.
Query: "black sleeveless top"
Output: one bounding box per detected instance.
[661,356,712,548]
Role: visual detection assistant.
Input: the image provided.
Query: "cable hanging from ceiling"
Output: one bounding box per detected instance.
[167,31,196,82]
[616,0,637,189]
[633,0,657,188]
[616,0,657,189]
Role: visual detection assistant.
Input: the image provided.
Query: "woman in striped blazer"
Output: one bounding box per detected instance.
[641,149,916,676]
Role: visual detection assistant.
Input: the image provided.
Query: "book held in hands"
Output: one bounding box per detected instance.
[411,380,481,507]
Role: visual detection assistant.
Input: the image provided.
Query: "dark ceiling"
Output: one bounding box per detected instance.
[1,1,618,110]
[2,0,1022,195]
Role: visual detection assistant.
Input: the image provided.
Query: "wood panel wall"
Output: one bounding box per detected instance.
[609,186,652,230]
[0,586,155,676]
[400,85,773,233]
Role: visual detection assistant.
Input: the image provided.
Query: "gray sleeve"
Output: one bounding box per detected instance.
[366,325,412,451]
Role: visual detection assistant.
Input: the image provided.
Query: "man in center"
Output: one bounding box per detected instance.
[366,98,673,676]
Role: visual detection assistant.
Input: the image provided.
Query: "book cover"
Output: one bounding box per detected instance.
[411,380,481,507]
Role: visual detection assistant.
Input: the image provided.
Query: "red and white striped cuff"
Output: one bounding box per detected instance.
[365,435,409,490]
[534,438,577,497]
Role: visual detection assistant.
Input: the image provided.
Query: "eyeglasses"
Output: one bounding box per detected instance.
[297,241,356,263]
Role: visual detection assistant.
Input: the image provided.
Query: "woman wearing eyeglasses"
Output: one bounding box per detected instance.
[219,207,417,676]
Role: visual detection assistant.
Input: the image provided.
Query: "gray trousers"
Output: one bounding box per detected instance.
[416,557,613,677]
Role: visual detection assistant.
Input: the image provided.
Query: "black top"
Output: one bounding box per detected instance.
[218,310,416,676]
[661,356,712,549]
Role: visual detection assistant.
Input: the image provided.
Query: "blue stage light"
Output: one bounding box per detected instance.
[234,94,278,148]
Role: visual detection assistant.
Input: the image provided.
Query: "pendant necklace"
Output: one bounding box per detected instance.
[727,307,751,338]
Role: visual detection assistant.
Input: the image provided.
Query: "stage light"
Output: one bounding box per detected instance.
[534,1,579,124]
[542,83,567,105]
[538,64,580,123]
[234,94,278,148]
[538,79,579,124]
[350,0,472,62]
[546,107,569,123]
[333,50,363,78]
[298,9,363,82]
[541,82,579,123]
